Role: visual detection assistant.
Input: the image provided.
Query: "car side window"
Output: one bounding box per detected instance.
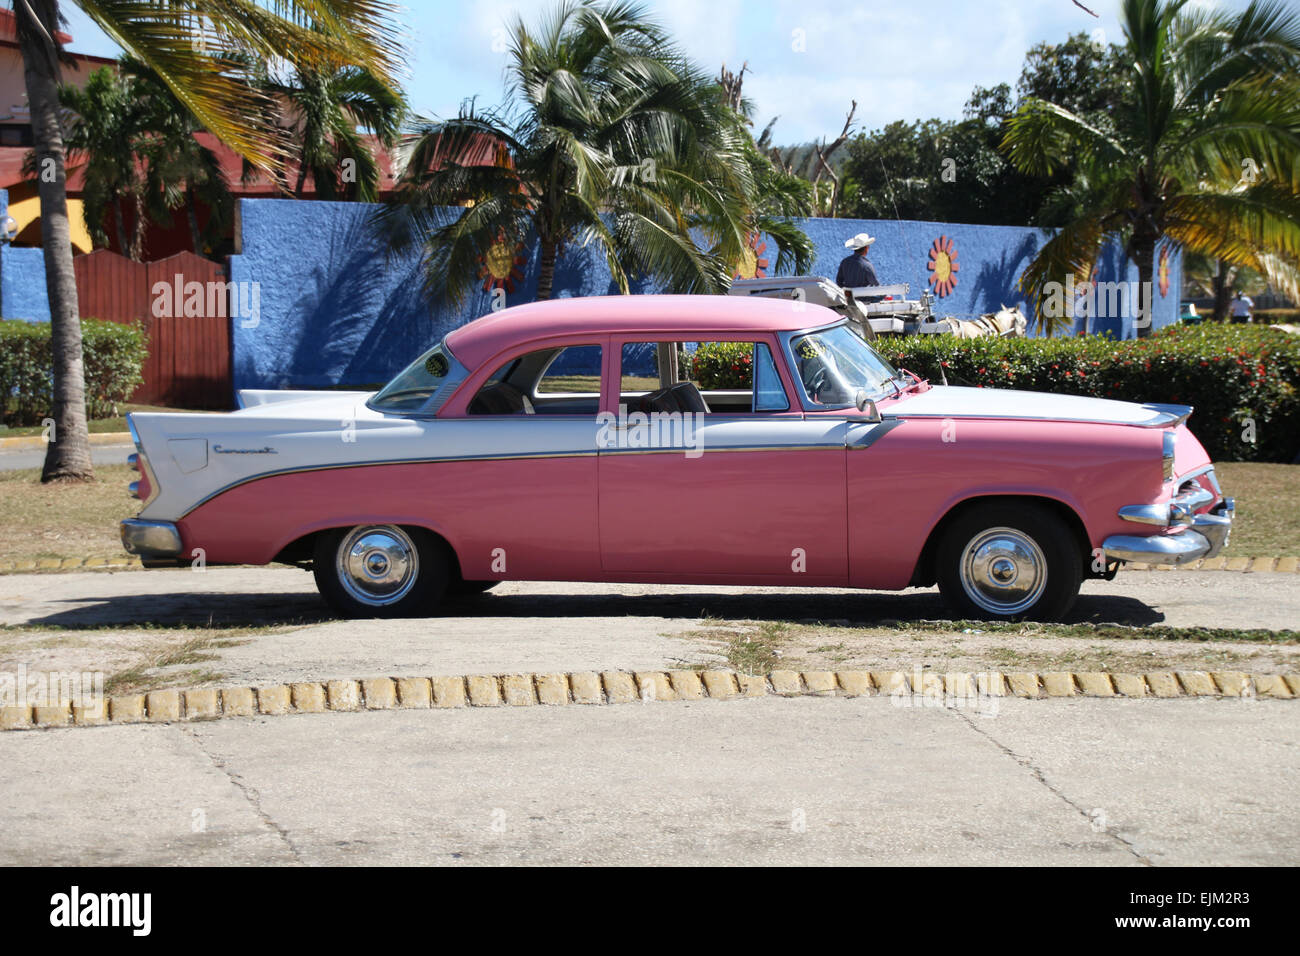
[468,345,602,416]
[619,340,789,414]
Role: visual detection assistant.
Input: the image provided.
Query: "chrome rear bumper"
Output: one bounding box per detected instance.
[120,519,182,560]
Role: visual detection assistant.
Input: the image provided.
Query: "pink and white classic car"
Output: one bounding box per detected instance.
[121,295,1233,621]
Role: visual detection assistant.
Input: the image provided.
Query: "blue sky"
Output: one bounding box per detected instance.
[58,0,1250,143]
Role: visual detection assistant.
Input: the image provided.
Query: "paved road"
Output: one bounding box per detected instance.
[0,442,133,472]
[0,696,1294,865]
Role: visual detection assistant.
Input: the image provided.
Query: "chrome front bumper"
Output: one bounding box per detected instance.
[1103,497,1234,566]
[120,519,183,560]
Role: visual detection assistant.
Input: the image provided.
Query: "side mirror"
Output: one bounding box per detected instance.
[854,390,882,423]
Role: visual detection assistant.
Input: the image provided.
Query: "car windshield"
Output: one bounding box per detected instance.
[370,343,453,413]
[789,323,901,406]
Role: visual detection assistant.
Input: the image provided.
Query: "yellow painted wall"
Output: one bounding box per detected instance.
[7,182,94,253]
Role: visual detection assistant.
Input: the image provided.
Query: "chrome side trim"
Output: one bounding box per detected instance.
[1162,430,1176,481]
[120,519,183,558]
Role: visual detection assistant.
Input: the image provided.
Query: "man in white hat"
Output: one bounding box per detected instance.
[837,232,880,289]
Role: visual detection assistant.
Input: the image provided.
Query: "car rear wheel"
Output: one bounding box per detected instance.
[935,503,1082,622]
[313,525,448,618]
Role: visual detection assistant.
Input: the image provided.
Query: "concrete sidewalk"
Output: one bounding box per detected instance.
[0,696,1293,865]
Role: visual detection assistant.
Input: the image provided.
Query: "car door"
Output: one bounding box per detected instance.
[597,335,850,583]
[433,338,609,582]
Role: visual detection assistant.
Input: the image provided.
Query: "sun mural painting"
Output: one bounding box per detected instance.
[479,234,527,294]
[732,233,770,280]
[1158,246,1170,297]
[927,235,959,297]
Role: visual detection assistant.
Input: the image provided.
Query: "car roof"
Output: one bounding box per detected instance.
[443,294,840,369]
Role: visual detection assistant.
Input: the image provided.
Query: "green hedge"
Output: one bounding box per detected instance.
[691,341,754,390]
[0,319,148,426]
[879,325,1300,463]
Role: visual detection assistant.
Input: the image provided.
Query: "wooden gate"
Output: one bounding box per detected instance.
[73,249,232,409]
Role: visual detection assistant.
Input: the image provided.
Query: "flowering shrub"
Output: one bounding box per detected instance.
[881,325,1300,462]
[691,341,754,389]
[0,319,147,426]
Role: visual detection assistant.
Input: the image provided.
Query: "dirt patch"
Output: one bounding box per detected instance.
[680,620,1300,675]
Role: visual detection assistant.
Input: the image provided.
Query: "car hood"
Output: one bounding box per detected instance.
[888,385,1189,427]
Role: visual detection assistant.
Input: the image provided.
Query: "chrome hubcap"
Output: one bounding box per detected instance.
[958,526,1047,615]
[336,525,419,607]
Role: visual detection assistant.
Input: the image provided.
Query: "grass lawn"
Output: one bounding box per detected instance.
[0,459,1294,570]
[1213,462,1300,558]
[0,403,219,438]
[0,464,136,563]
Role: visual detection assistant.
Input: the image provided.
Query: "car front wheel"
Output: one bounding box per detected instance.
[313,525,448,618]
[935,503,1082,622]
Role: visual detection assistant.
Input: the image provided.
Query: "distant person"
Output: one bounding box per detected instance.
[1230,290,1254,323]
[836,233,880,289]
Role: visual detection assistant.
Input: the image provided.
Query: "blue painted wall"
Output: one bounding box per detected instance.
[0,189,53,322]
[228,198,1183,394]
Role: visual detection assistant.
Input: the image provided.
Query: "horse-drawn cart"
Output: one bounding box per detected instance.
[727,276,1025,339]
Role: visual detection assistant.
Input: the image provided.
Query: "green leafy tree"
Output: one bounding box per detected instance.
[15,0,403,482]
[56,68,151,259]
[1004,0,1300,336]
[380,0,808,304]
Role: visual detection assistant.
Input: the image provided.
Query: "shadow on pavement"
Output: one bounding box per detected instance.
[21,586,1165,630]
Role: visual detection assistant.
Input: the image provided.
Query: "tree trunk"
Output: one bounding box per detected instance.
[18,0,93,482]
[129,189,146,261]
[536,239,558,301]
[1212,259,1233,322]
[112,198,128,255]
[185,185,202,254]
[1132,236,1156,339]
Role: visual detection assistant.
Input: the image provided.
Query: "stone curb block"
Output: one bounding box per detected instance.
[431,676,466,708]
[326,680,361,712]
[1111,674,1148,697]
[1146,673,1181,698]
[569,672,602,705]
[1007,673,1041,698]
[836,671,873,697]
[1042,672,1077,697]
[362,678,397,710]
[466,675,501,707]
[502,674,536,706]
[601,671,637,705]
[183,689,220,720]
[1177,671,1217,696]
[146,690,181,721]
[536,673,570,705]
[668,670,704,700]
[5,668,1299,732]
[396,677,432,709]
[1076,673,1115,697]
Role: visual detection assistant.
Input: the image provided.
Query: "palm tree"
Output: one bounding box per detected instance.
[16,1,403,483]
[1003,0,1300,336]
[57,68,150,259]
[379,0,808,305]
[127,60,233,258]
[261,63,405,202]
